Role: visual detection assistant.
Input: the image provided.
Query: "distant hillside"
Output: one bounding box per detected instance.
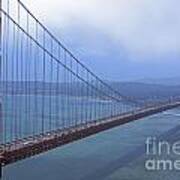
[135,77,180,86]
[1,81,180,101]
[109,82,180,100]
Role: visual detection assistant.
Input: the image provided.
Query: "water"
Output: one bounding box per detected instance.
[2,97,180,179]
[1,94,132,142]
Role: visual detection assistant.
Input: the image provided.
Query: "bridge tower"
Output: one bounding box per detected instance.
[0,0,2,177]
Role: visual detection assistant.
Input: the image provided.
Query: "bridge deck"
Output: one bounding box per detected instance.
[0,101,180,166]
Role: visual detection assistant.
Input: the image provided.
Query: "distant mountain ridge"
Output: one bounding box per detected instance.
[134,77,180,86]
[108,81,180,100]
[1,81,180,101]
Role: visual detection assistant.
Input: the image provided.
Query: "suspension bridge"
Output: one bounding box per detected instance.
[0,0,180,178]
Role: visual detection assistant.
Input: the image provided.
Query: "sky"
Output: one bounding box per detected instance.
[21,0,180,81]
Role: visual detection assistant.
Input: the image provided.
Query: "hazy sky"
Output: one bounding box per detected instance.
[22,0,180,81]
